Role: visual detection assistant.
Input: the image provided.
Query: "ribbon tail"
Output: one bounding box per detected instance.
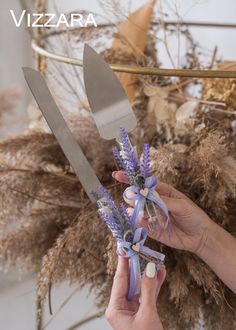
[141,246,165,263]
[135,255,141,296]
[148,191,170,220]
[131,198,145,228]
[128,254,141,300]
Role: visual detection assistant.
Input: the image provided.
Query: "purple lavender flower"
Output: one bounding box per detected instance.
[113,146,135,183]
[98,186,133,240]
[113,128,141,183]
[120,203,134,230]
[98,209,123,240]
[140,144,151,179]
[99,186,118,212]
[112,147,126,169]
[120,127,139,172]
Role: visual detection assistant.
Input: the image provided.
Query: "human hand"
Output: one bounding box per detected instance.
[105,256,166,330]
[112,171,213,254]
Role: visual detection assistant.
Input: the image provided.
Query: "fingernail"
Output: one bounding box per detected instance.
[146,262,156,278]
[118,248,125,256]
[112,171,118,178]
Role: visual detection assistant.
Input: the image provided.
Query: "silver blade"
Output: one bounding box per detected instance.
[23,67,101,203]
[83,44,137,141]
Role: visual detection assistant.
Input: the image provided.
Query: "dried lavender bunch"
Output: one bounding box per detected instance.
[113,127,141,185]
[98,185,134,239]
[97,185,165,300]
[112,128,170,231]
[113,128,153,185]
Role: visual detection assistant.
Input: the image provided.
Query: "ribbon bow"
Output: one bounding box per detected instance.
[117,227,165,300]
[124,176,170,228]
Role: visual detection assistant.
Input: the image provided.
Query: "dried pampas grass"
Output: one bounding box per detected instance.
[149,130,236,329]
[0,112,115,177]
[203,61,236,109]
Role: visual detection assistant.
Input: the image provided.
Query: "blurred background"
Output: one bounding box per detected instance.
[0,0,235,329]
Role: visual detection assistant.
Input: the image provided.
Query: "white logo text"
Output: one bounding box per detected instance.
[10,10,97,28]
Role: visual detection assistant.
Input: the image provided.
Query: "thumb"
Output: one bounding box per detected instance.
[160,195,187,217]
[139,262,166,311]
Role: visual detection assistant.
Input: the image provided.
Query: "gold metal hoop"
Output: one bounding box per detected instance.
[31,21,236,78]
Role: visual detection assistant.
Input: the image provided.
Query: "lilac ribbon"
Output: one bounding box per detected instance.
[124,176,170,228]
[117,227,165,300]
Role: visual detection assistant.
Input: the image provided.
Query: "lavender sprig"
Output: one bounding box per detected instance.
[120,203,134,230]
[113,146,135,182]
[140,144,151,179]
[98,209,123,240]
[112,146,127,170]
[98,186,133,240]
[113,128,141,183]
[99,186,118,212]
[120,128,140,174]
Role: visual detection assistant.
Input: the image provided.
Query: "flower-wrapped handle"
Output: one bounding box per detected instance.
[97,186,165,300]
[118,227,165,299]
[124,176,170,230]
[113,128,170,231]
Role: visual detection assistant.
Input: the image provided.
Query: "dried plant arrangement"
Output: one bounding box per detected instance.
[1,1,236,329]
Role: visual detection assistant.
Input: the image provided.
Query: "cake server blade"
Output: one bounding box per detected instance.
[83,44,137,142]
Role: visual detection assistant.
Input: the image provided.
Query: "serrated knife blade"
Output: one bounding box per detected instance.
[23,67,101,203]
